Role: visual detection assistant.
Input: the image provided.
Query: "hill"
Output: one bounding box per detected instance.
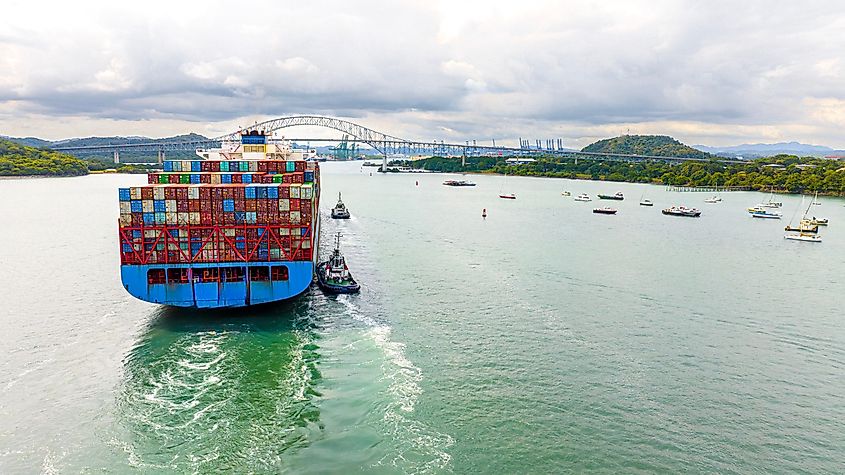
[582,135,710,159]
[0,139,88,176]
[3,133,210,162]
[694,141,841,158]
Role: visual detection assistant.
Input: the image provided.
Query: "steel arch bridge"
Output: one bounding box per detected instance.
[48,115,742,164]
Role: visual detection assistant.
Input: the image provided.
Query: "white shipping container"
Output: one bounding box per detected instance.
[144,230,157,238]
[290,211,301,224]
[119,202,132,213]
[278,199,290,211]
[177,212,189,225]
[278,227,290,235]
[166,200,177,212]
[153,187,165,200]
[188,187,199,199]
[189,212,200,225]
[130,187,142,200]
[142,200,154,213]
[166,212,178,224]
[290,186,301,199]
[301,184,313,200]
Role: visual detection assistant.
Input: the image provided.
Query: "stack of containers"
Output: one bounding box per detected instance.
[118,160,319,266]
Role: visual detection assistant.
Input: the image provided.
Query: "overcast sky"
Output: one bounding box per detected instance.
[1,0,844,148]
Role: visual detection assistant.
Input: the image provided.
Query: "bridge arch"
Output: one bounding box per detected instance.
[215,115,411,154]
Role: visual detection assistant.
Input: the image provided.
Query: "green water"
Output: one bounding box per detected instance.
[1,163,844,473]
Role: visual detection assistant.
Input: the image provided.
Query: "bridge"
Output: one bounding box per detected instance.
[48,115,743,168]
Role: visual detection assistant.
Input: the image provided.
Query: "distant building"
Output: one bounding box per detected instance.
[795,164,817,170]
[506,158,536,165]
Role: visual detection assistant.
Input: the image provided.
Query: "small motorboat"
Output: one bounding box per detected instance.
[598,192,624,200]
[593,207,618,215]
[443,180,476,186]
[662,206,701,217]
[499,193,516,200]
[561,191,571,196]
[784,233,822,243]
[316,232,361,294]
[808,217,828,226]
[331,192,351,219]
[639,199,654,207]
[749,208,782,219]
[704,196,722,203]
[574,193,591,202]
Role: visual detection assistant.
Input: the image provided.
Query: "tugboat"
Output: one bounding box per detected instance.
[597,192,624,200]
[316,232,360,294]
[662,206,701,217]
[331,192,351,219]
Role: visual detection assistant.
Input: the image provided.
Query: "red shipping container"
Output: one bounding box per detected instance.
[141,188,154,200]
[168,175,179,184]
[279,185,290,198]
[295,161,306,171]
[147,175,157,184]
[201,212,213,224]
[177,201,188,212]
[165,187,176,199]
[189,200,200,212]
[200,187,211,199]
[176,188,188,200]
[232,174,242,184]
[246,201,256,212]
[258,161,268,172]
[200,174,211,184]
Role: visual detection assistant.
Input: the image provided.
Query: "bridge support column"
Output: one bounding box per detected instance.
[382,153,387,173]
[157,149,165,165]
[462,152,466,167]
[113,150,120,164]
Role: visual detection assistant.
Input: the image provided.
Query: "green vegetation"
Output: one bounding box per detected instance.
[581,135,711,159]
[0,139,88,176]
[412,154,845,195]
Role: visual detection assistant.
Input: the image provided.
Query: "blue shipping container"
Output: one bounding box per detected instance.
[223,199,235,212]
[131,201,143,213]
[119,188,130,201]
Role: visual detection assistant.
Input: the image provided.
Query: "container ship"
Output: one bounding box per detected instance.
[117,130,320,308]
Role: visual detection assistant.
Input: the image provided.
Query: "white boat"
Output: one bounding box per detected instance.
[750,209,782,219]
[704,195,722,203]
[561,191,571,196]
[784,233,822,243]
[574,193,591,202]
[759,188,782,208]
[639,199,654,207]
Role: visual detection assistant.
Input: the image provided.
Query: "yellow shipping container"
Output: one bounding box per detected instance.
[142,200,154,213]
[189,212,200,225]
[166,212,178,224]
[119,202,132,213]
[130,187,142,200]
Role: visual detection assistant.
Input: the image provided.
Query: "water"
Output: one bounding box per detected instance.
[1,164,844,473]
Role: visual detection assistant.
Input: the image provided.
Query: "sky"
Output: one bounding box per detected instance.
[1,0,844,149]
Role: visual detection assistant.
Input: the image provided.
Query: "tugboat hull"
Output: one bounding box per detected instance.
[316,262,360,294]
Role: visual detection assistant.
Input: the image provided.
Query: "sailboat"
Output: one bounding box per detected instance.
[759,187,783,208]
[499,172,516,199]
[806,192,828,225]
[784,196,818,233]
[639,191,653,206]
[785,196,822,242]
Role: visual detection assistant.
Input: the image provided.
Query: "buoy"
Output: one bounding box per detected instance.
[482,208,487,219]
[415,180,419,186]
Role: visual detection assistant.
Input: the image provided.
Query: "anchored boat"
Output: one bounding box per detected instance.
[316,232,360,294]
[593,207,618,215]
[443,180,476,187]
[598,192,624,200]
[662,206,701,217]
[574,193,592,202]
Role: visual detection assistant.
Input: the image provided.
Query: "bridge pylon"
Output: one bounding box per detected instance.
[113,150,120,164]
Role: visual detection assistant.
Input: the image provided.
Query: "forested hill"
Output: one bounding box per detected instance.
[0,139,88,176]
[582,135,710,159]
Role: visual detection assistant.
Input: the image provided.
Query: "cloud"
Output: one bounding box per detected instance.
[1,0,844,147]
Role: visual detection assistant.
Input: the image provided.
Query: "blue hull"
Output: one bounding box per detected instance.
[120,262,314,308]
